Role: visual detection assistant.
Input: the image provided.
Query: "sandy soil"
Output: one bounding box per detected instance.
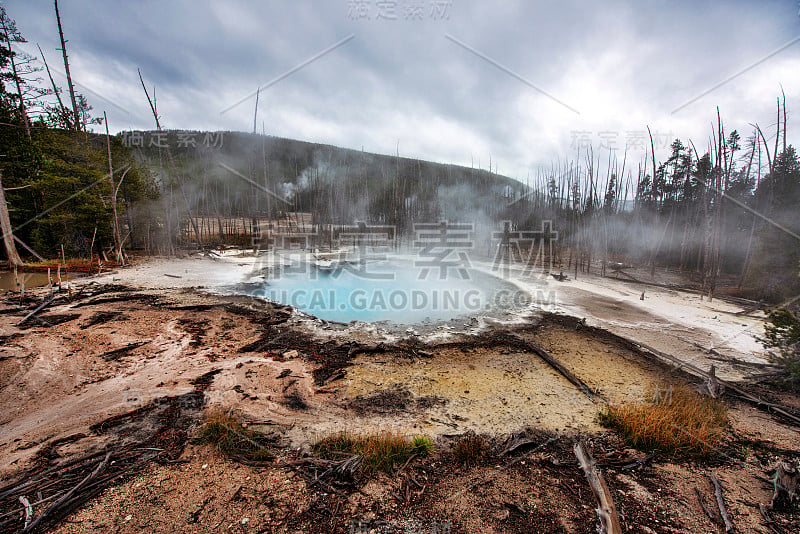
[46,435,800,534]
[0,255,798,533]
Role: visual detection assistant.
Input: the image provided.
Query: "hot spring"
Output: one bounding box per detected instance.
[241,254,533,324]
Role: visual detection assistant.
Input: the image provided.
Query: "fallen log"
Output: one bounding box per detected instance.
[323,368,346,385]
[709,473,734,533]
[347,342,401,358]
[501,432,539,456]
[619,453,656,470]
[574,440,622,534]
[16,293,57,326]
[694,486,717,523]
[98,341,149,361]
[506,334,602,402]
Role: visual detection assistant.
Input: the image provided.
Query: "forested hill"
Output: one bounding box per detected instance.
[126,130,526,229]
[0,124,526,264]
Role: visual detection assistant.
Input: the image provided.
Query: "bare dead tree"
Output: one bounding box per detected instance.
[738,130,758,288]
[137,68,201,246]
[103,111,123,263]
[753,123,774,174]
[0,170,24,267]
[646,126,660,277]
[36,42,69,123]
[781,86,787,155]
[53,0,80,130]
[253,87,259,135]
[774,96,781,164]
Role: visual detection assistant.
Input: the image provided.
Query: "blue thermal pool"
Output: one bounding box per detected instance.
[243,256,531,324]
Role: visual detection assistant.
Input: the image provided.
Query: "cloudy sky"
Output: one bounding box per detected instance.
[5,0,800,180]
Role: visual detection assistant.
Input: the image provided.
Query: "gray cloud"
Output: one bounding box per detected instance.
[5,0,798,179]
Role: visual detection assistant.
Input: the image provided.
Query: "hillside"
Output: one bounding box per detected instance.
[126,130,526,232]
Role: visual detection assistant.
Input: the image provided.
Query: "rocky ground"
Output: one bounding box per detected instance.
[0,257,798,533]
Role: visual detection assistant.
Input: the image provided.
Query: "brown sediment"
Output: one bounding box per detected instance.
[0,279,798,533]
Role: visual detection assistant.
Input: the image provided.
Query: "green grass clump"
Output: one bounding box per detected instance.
[199,409,274,461]
[411,435,434,454]
[597,385,727,456]
[313,430,433,473]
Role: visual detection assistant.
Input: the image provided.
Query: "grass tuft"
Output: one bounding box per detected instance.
[597,385,727,456]
[313,430,433,473]
[199,408,274,461]
[452,433,487,465]
[411,435,434,455]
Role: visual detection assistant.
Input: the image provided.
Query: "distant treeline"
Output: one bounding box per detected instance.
[499,121,800,302]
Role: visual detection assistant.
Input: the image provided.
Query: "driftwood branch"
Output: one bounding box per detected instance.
[574,440,622,534]
[507,334,601,401]
[694,486,717,523]
[19,495,32,529]
[16,293,57,326]
[23,451,112,532]
[709,473,734,533]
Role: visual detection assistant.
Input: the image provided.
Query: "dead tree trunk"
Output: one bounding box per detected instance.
[104,111,123,263]
[54,0,80,130]
[253,87,259,135]
[37,43,69,120]
[709,473,735,533]
[781,87,787,155]
[0,170,24,267]
[738,133,758,288]
[138,68,201,245]
[646,126,659,278]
